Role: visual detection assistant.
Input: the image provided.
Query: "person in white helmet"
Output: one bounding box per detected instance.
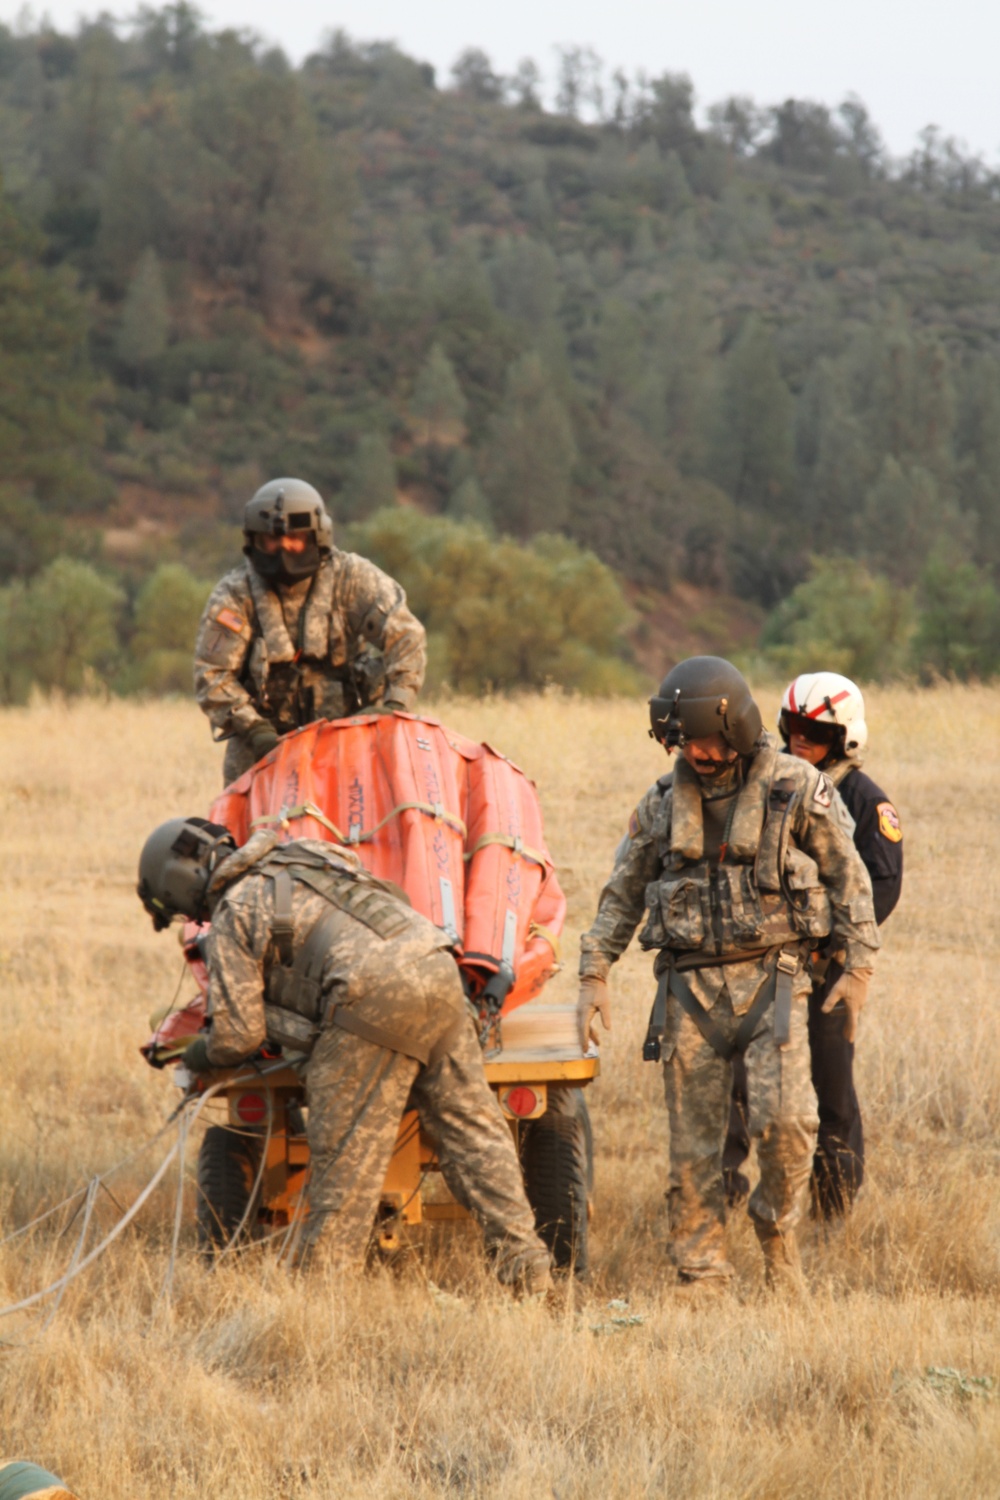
[723,671,902,1218]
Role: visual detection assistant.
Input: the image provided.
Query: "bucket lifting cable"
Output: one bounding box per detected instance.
[0,1062,287,1327]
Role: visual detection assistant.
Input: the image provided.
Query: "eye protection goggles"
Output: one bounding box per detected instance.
[779,710,841,746]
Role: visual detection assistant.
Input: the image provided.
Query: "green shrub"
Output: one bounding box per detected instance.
[759,555,914,681]
[347,508,640,693]
[0,557,124,702]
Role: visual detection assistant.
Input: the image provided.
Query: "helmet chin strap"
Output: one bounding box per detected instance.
[696,754,746,793]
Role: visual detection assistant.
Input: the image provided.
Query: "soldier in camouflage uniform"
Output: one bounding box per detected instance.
[576,658,879,1290]
[195,478,427,784]
[137,818,550,1289]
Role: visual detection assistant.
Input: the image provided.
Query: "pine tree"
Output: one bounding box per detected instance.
[490,236,560,325]
[447,473,493,527]
[116,247,169,370]
[410,344,467,446]
[862,456,963,585]
[481,353,577,538]
[339,433,397,519]
[709,316,794,513]
[0,186,104,509]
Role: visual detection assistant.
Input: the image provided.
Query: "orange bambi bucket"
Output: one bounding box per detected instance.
[208,712,564,1011]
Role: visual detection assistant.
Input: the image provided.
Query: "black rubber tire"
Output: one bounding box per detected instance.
[520,1087,593,1276]
[196,1125,263,1256]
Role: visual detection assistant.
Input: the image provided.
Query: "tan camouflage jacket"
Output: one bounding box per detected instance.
[580,736,879,1005]
[202,832,453,1066]
[194,551,427,741]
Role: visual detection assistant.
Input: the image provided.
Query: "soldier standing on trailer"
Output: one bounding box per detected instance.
[194,478,426,784]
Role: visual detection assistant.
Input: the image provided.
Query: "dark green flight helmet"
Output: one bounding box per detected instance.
[649,656,762,755]
[137,817,235,930]
[243,477,333,583]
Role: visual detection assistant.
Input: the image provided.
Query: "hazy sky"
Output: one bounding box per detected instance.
[10,0,999,161]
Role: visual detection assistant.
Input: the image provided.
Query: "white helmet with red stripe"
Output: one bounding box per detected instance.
[779,672,867,764]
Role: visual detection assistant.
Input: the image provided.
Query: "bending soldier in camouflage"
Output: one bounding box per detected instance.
[195,478,427,784]
[577,657,879,1291]
[137,818,551,1290]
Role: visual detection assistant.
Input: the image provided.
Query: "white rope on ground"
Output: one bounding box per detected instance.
[0,1076,227,1322]
[151,1107,189,1316]
[0,1109,189,1250]
[212,1087,274,1265]
[0,1059,292,1323]
[38,1176,101,1334]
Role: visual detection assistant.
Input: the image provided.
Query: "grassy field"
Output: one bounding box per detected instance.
[2,686,999,1498]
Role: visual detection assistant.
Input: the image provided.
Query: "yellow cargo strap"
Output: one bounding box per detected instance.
[528,921,561,960]
[251,802,350,843]
[464,832,548,868]
[251,799,467,845]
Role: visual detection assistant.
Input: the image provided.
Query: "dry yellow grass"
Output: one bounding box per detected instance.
[2,685,1000,1498]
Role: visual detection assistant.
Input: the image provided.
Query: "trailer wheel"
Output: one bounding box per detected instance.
[521,1088,593,1277]
[196,1125,263,1256]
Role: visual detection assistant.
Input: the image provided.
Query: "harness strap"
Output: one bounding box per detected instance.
[329,1005,431,1066]
[772,951,798,1049]
[642,969,670,1062]
[666,947,800,1062]
[464,832,549,868]
[270,869,294,965]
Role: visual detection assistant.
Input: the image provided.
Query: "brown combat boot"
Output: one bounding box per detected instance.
[755,1223,806,1296]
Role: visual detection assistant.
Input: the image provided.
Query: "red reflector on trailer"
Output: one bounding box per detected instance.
[504,1086,538,1118]
[236,1092,267,1125]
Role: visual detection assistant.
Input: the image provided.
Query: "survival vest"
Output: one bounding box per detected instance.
[638,742,834,960]
[255,842,461,1063]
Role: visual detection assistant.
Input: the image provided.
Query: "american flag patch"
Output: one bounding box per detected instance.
[215,607,244,634]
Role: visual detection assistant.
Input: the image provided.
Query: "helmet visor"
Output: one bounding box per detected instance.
[780,710,842,747]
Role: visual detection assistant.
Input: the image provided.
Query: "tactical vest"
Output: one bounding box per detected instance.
[638,744,833,960]
[257,845,454,1061]
[244,562,384,728]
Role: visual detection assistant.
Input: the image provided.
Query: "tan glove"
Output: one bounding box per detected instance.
[821,968,873,1044]
[577,976,611,1052]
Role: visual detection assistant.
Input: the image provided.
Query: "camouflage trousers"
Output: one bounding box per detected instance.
[662,978,818,1281]
[298,953,549,1286]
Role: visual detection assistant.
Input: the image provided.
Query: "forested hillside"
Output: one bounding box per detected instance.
[1,4,999,693]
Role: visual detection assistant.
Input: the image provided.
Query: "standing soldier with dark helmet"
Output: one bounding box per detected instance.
[723,673,902,1218]
[576,657,880,1291]
[195,478,427,784]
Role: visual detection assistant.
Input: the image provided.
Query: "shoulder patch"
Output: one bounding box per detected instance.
[215,606,245,635]
[812,772,833,809]
[877,802,902,842]
[628,808,642,840]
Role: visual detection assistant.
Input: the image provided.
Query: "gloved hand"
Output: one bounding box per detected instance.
[577,975,611,1052]
[246,721,280,760]
[821,968,873,1043]
[182,1035,214,1073]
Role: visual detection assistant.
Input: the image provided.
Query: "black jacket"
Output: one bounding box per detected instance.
[838,767,903,926]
